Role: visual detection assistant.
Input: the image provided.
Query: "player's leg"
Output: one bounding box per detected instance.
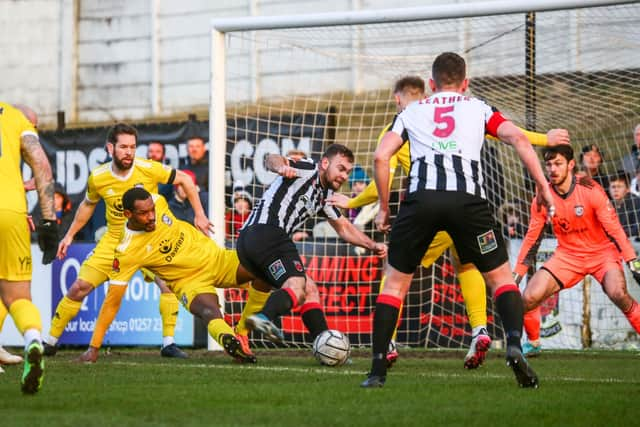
[155,277,187,359]
[599,265,640,333]
[362,191,434,388]
[522,307,542,356]
[187,291,256,363]
[0,212,44,393]
[448,193,536,388]
[45,271,101,356]
[299,276,329,340]
[450,244,491,369]
[80,284,128,362]
[239,225,305,343]
[1,280,44,394]
[0,300,23,365]
[234,265,271,349]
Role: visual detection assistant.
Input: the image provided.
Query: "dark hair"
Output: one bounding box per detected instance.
[432,52,466,88]
[610,171,630,187]
[106,123,138,146]
[579,144,604,163]
[393,76,425,96]
[322,144,354,163]
[148,141,165,156]
[123,187,152,211]
[543,144,574,162]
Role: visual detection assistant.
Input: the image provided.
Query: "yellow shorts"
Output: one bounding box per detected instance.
[78,232,120,287]
[169,249,241,310]
[419,231,461,268]
[0,210,32,281]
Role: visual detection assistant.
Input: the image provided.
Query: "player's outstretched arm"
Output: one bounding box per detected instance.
[57,198,97,259]
[373,131,404,233]
[328,216,387,258]
[497,121,555,216]
[174,169,213,236]
[486,127,569,147]
[266,154,297,178]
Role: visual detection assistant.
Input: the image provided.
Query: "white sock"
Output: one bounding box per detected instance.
[46,335,59,346]
[162,336,175,348]
[472,325,487,337]
[23,329,42,349]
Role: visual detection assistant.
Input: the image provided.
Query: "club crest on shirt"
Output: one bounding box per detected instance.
[298,194,314,212]
[574,205,584,217]
[268,259,286,281]
[476,230,498,254]
[112,257,120,273]
[162,213,172,225]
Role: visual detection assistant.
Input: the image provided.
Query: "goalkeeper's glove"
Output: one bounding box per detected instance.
[37,219,59,265]
[628,258,640,287]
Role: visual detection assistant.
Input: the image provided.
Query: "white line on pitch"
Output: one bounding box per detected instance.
[110,361,640,385]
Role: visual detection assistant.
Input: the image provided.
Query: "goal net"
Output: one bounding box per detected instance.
[212,0,640,351]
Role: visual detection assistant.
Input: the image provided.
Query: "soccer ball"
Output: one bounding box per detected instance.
[312,329,351,366]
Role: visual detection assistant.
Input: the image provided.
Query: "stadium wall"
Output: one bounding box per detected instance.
[2,0,637,126]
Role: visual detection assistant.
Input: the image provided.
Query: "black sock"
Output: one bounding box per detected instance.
[495,288,524,349]
[301,307,329,340]
[370,301,400,377]
[260,289,295,320]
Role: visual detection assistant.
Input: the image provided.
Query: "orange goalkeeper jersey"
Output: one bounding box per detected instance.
[515,176,636,276]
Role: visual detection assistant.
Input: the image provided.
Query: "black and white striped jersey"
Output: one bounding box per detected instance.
[390,91,507,199]
[242,157,342,235]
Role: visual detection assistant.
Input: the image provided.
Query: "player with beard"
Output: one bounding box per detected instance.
[515,145,640,353]
[43,123,211,362]
[241,144,387,343]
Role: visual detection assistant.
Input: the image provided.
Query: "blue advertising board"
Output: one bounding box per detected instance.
[51,243,193,346]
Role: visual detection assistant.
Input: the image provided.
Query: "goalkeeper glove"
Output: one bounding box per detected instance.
[37,219,59,265]
[628,258,640,287]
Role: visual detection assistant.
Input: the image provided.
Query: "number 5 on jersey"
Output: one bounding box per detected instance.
[433,106,455,138]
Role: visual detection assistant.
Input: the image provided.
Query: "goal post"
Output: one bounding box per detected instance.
[209,0,640,351]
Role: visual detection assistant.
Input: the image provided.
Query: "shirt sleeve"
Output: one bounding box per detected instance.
[592,186,637,261]
[485,128,548,146]
[323,192,343,220]
[85,173,100,203]
[482,102,508,138]
[151,160,175,185]
[515,198,548,277]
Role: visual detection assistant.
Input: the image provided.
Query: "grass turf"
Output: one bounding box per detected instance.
[1,347,639,427]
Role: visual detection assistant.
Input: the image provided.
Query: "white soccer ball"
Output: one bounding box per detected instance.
[312,329,351,366]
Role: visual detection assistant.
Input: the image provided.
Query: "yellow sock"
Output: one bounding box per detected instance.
[9,299,42,334]
[236,285,270,336]
[207,318,235,344]
[0,301,8,329]
[379,275,402,342]
[458,268,487,329]
[159,293,180,338]
[49,296,82,339]
[90,285,127,348]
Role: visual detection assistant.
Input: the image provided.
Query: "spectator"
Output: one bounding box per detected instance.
[580,144,610,195]
[621,124,640,176]
[498,201,527,240]
[225,183,253,239]
[346,164,369,222]
[630,167,640,197]
[147,141,173,200]
[609,172,640,239]
[31,183,73,240]
[181,136,209,192]
[168,170,198,224]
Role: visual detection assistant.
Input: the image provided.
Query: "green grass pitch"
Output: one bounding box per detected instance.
[1,347,639,427]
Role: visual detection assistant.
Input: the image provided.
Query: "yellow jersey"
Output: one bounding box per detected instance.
[110,195,217,285]
[347,121,549,209]
[0,102,39,214]
[86,157,174,238]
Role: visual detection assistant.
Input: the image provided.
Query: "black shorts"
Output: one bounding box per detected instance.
[236,224,306,288]
[388,190,508,274]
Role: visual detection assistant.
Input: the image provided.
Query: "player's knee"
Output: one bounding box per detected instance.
[521,291,538,311]
[304,279,320,303]
[67,280,93,301]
